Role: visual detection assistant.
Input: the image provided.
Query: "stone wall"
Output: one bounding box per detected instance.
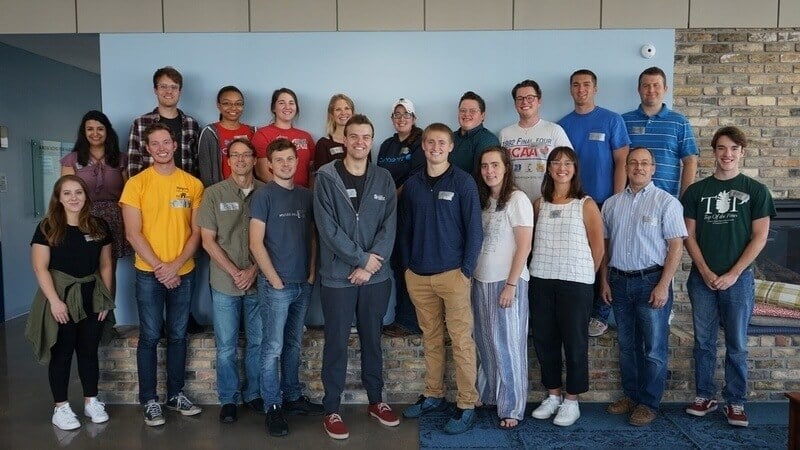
[98,327,799,405]
[674,28,800,198]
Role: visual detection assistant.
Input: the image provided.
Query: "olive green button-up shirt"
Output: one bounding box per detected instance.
[197,177,264,296]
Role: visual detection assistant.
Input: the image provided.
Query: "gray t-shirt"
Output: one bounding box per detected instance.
[249,182,314,283]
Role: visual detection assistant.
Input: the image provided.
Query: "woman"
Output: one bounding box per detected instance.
[197,85,256,187]
[472,147,533,429]
[25,175,115,431]
[378,98,426,338]
[528,147,604,427]
[61,110,130,267]
[313,93,355,171]
[252,88,315,187]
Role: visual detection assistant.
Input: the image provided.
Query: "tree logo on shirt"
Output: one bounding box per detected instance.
[700,189,750,224]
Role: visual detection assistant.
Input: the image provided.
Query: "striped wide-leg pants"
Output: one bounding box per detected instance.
[471,278,529,420]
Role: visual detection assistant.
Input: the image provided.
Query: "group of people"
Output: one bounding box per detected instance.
[26,65,774,439]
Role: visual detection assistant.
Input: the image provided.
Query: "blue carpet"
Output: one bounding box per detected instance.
[418,402,788,449]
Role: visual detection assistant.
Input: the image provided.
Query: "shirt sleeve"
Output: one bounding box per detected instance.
[127,119,144,177]
[678,117,699,158]
[680,184,698,219]
[661,195,688,240]
[119,175,142,209]
[191,178,204,210]
[196,187,217,231]
[554,124,573,149]
[507,190,534,228]
[610,113,631,150]
[31,221,48,246]
[249,187,270,223]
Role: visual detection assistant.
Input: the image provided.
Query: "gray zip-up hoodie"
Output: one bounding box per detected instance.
[197,123,256,187]
[314,160,397,288]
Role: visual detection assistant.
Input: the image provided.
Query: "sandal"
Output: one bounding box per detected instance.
[499,418,519,429]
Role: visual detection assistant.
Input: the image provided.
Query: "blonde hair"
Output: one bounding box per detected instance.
[325,93,355,136]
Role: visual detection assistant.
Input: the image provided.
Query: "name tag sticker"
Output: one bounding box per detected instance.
[330,146,344,155]
[589,132,606,141]
[84,234,96,242]
[170,198,191,209]
[219,202,240,211]
[642,215,657,225]
[347,188,358,198]
[549,209,562,218]
[373,194,386,201]
[438,191,454,201]
[631,126,645,135]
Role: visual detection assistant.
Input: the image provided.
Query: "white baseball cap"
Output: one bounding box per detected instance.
[392,98,415,116]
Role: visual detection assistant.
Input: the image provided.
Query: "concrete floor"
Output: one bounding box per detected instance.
[0,316,419,449]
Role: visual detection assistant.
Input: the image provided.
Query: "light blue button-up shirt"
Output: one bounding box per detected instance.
[602,181,687,271]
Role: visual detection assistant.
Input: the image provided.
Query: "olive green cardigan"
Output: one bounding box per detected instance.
[24,270,116,365]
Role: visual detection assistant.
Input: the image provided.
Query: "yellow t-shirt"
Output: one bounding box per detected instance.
[119,167,204,275]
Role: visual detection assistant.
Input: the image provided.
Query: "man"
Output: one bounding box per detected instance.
[681,126,774,427]
[314,115,400,440]
[120,123,204,426]
[401,123,483,435]
[128,66,201,177]
[500,79,572,203]
[559,69,631,338]
[249,138,322,437]
[197,138,264,424]
[599,147,686,426]
[622,66,698,198]
[450,91,500,174]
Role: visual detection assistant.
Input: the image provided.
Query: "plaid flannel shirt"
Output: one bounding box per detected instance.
[127,108,200,177]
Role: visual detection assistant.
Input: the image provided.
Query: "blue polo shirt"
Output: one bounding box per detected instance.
[559,106,630,204]
[622,104,698,197]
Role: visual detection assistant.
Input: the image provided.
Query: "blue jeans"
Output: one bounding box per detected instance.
[211,288,262,405]
[609,269,672,410]
[258,276,311,408]
[135,269,193,404]
[687,267,754,405]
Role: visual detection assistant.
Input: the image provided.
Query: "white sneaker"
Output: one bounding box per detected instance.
[52,403,81,430]
[588,318,608,337]
[531,395,562,419]
[84,398,109,423]
[553,400,580,426]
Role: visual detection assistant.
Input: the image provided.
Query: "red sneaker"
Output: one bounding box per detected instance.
[724,404,749,427]
[368,402,400,426]
[324,413,349,440]
[685,397,718,417]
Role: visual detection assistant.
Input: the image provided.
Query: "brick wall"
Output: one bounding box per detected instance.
[98,327,799,405]
[674,28,800,199]
[97,28,800,405]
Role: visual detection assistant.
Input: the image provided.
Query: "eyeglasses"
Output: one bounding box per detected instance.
[391,112,413,120]
[458,108,481,115]
[626,161,652,167]
[515,95,539,104]
[156,83,180,91]
[220,101,244,108]
[229,152,254,159]
[549,160,575,167]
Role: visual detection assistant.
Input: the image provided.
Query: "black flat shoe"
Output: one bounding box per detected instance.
[266,405,289,437]
[245,398,265,414]
[219,403,237,423]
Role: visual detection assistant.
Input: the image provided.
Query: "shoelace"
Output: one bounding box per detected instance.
[375,403,391,413]
[730,404,744,415]
[145,402,161,416]
[174,394,192,408]
[327,413,343,424]
[693,397,709,406]
[57,405,77,418]
[88,400,106,410]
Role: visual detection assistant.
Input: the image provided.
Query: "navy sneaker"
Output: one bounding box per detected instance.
[402,395,448,418]
[443,408,476,434]
[283,395,324,416]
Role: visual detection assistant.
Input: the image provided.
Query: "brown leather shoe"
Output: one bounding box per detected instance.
[382,324,412,337]
[628,404,656,426]
[607,397,636,415]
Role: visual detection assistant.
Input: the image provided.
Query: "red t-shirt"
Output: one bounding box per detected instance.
[252,124,315,187]
[215,123,255,180]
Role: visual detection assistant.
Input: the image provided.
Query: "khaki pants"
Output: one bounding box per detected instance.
[405,268,478,409]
